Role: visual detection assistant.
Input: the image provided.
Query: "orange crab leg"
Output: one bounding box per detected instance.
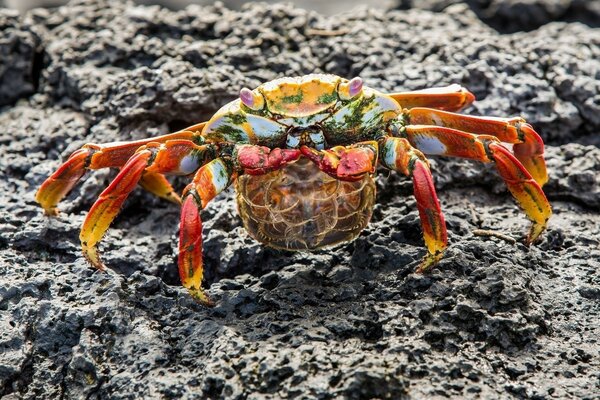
[389,85,475,112]
[379,136,447,271]
[36,129,200,215]
[299,141,379,181]
[139,172,181,205]
[405,108,548,185]
[80,140,213,269]
[404,125,552,243]
[179,158,235,305]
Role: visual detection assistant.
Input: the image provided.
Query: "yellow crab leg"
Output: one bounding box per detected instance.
[403,125,552,244]
[80,140,214,269]
[379,137,447,272]
[405,108,548,186]
[139,172,182,205]
[179,158,235,305]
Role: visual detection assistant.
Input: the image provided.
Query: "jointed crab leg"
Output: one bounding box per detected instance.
[36,129,200,215]
[299,141,379,181]
[80,140,214,269]
[389,85,475,112]
[404,125,551,243]
[405,108,548,185]
[179,158,235,305]
[379,137,447,271]
[139,172,182,204]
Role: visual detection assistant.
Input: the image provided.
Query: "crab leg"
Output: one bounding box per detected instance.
[299,141,379,181]
[179,158,235,305]
[405,108,548,185]
[404,125,551,243]
[80,140,214,269]
[379,137,447,271]
[36,128,203,215]
[139,172,181,204]
[389,85,475,112]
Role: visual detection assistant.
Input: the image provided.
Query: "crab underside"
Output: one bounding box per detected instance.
[36,74,552,305]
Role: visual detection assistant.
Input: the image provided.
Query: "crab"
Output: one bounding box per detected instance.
[36,74,552,305]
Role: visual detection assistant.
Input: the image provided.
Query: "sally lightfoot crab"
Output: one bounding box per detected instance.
[36,74,552,305]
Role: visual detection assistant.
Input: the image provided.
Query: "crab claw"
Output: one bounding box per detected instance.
[300,141,377,181]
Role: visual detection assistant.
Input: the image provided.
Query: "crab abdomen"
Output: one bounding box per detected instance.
[236,158,375,250]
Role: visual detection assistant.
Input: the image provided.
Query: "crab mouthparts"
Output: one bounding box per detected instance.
[286,126,327,150]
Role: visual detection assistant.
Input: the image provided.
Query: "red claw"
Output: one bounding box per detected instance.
[236,145,301,175]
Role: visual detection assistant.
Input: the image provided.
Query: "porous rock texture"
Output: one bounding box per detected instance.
[1,0,599,398]
[393,0,600,33]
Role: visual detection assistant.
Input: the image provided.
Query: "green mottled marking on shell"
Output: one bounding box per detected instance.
[214,123,246,142]
[281,91,304,104]
[228,113,247,125]
[317,92,338,104]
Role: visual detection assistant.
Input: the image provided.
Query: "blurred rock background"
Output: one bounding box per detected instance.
[4,0,600,32]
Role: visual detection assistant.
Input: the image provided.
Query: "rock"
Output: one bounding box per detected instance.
[0,0,598,399]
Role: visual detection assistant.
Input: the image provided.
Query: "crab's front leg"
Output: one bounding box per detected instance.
[379,136,448,271]
[179,145,301,305]
[179,158,236,305]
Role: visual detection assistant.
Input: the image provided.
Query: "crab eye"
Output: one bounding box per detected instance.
[240,87,265,110]
[338,77,363,100]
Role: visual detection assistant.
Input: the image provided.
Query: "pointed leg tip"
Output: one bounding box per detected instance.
[82,244,106,271]
[188,287,214,307]
[36,196,59,216]
[169,193,183,205]
[416,251,445,274]
[43,208,59,217]
[464,90,476,106]
[526,224,546,246]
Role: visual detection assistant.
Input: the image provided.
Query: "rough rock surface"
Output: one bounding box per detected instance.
[1,0,599,398]
[393,0,600,33]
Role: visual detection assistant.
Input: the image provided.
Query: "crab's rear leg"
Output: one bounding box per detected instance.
[80,140,215,269]
[36,128,202,215]
[405,108,548,185]
[379,137,448,271]
[403,125,551,243]
[389,85,475,112]
[139,172,182,204]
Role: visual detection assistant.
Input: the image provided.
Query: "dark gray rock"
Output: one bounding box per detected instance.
[1,0,599,399]
[0,8,41,106]
[393,0,600,33]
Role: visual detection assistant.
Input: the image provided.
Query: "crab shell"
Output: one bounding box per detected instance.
[201,74,402,149]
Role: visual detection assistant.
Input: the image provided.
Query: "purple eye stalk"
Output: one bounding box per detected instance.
[339,77,364,100]
[240,87,264,110]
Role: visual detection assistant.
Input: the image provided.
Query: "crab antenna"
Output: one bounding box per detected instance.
[240,87,255,108]
[349,77,363,97]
